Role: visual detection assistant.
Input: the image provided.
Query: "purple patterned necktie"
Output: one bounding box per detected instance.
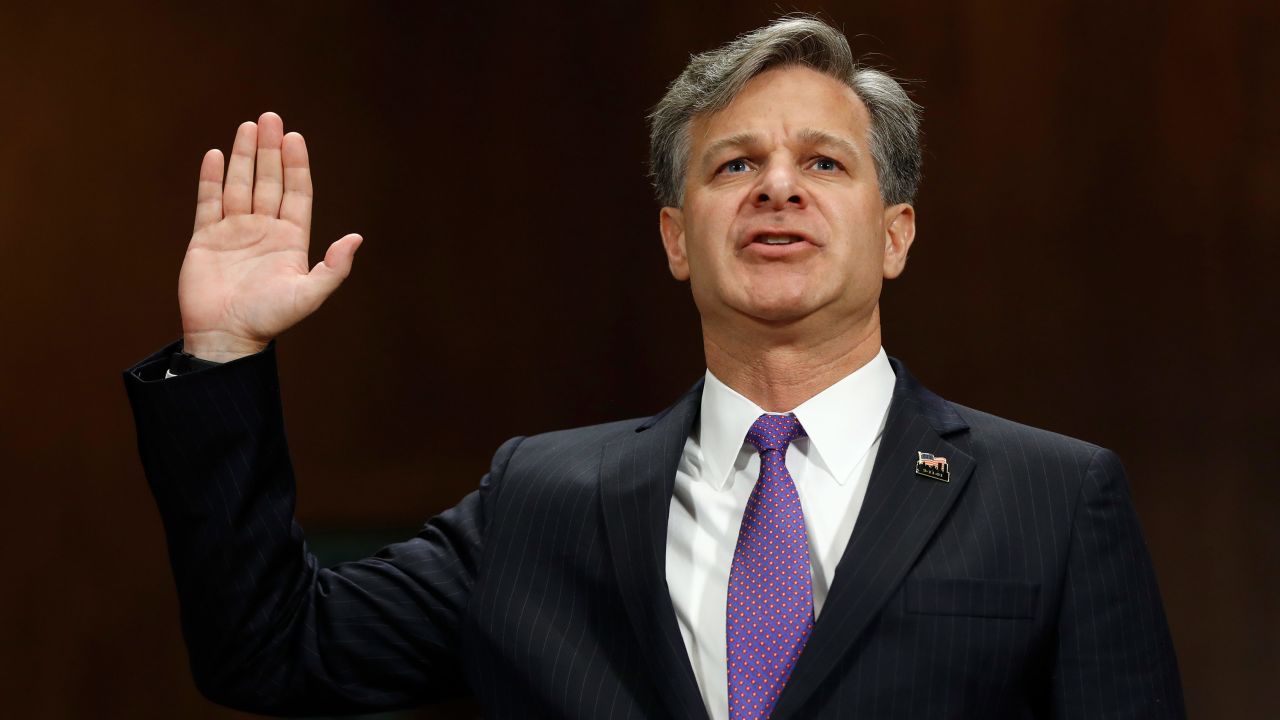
[727,413,813,720]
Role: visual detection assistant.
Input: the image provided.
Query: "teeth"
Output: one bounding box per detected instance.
[757,235,800,245]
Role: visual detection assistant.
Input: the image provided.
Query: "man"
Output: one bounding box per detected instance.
[124,15,1184,719]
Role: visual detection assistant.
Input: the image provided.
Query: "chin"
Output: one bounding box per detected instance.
[694,278,821,327]
[737,294,820,326]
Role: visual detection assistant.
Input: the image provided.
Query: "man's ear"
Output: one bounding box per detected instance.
[659,206,690,281]
[882,203,916,280]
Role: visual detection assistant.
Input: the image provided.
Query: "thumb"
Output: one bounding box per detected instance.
[300,233,363,307]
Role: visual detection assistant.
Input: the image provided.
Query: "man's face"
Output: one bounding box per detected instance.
[660,65,914,333]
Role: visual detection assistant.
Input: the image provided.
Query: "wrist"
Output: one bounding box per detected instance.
[182,331,269,362]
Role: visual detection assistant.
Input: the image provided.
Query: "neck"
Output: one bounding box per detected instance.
[703,307,883,412]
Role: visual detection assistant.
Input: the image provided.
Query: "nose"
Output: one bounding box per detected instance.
[752,162,806,210]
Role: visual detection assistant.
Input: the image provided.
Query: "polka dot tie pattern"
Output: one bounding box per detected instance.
[727,413,812,720]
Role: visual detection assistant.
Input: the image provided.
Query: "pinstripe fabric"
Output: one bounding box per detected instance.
[124,339,1184,718]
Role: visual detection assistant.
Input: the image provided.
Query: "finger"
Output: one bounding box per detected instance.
[279,132,313,235]
[223,121,258,216]
[193,149,225,234]
[253,111,285,217]
[298,233,363,311]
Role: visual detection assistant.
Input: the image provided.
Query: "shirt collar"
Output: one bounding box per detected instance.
[697,347,896,491]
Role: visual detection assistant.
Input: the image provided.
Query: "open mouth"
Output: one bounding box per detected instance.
[753,234,805,246]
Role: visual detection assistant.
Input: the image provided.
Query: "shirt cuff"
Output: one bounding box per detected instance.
[165,349,226,378]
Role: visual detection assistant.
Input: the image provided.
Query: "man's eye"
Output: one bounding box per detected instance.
[813,157,839,172]
[721,158,751,174]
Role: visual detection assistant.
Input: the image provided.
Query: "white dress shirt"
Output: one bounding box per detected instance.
[664,348,896,720]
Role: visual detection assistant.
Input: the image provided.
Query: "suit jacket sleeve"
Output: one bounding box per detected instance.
[123,339,521,716]
[1050,447,1186,718]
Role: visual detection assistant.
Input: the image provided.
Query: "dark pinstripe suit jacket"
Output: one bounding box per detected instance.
[125,340,1184,718]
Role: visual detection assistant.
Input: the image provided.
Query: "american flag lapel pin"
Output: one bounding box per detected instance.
[915,451,951,482]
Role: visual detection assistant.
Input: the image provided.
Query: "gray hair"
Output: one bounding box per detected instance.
[647,15,922,208]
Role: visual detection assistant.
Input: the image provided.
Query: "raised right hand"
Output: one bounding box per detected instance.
[178,112,362,362]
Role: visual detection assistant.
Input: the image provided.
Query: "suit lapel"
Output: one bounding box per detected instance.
[599,380,710,720]
[773,359,976,718]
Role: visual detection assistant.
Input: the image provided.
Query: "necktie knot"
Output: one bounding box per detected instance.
[745,413,806,455]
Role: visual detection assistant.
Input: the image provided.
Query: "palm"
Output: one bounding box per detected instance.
[177,113,362,359]
[181,213,312,340]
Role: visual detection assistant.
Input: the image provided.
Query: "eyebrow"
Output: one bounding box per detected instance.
[701,132,765,169]
[699,128,863,173]
[796,128,863,162]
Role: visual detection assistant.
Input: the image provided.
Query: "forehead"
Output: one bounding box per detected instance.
[690,65,871,151]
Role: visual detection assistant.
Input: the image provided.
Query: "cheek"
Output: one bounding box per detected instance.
[828,203,885,261]
[683,202,736,266]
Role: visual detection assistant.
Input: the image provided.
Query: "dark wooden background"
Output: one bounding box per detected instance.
[1,1,1275,717]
